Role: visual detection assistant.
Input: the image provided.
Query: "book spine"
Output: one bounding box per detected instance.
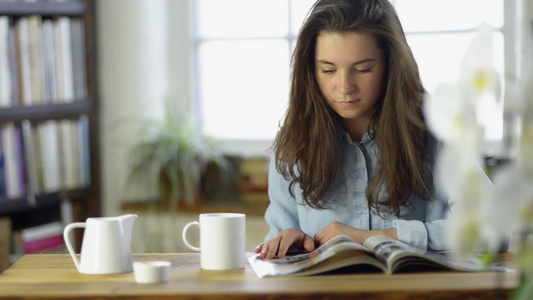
[0,16,10,108]
[42,19,57,103]
[1,123,22,198]
[37,120,61,193]
[23,235,64,254]
[61,17,73,102]
[70,18,87,100]
[52,17,64,103]
[0,128,6,197]
[79,115,90,187]
[8,16,20,106]
[59,120,76,189]
[27,16,44,105]
[20,221,63,242]
[17,17,32,106]
[14,126,26,197]
[21,120,40,198]
[70,119,81,188]
[55,17,74,103]
[60,199,73,225]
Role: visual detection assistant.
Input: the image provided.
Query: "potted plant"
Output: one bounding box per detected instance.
[126,103,231,209]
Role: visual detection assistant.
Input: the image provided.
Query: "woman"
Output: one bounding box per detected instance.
[255,0,449,259]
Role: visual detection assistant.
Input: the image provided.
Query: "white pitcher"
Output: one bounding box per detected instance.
[63,214,137,274]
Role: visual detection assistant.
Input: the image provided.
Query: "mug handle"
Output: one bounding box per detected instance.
[182,221,201,251]
[63,222,86,271]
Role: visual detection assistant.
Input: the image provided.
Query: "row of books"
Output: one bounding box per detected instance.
[17,220,65,254]
[5,220,67,270]
[1,211,71,272]
[0,117,90,199]
[0,14,87,107]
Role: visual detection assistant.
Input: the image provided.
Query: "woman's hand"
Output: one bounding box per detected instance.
[314,221,398,246]
[254,228,315,259]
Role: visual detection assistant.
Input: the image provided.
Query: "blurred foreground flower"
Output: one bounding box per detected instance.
[485,165,533,246]
[424,16,533,300]
[425,24,500,258]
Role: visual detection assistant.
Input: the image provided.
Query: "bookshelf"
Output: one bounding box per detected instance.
[0,0,99,261]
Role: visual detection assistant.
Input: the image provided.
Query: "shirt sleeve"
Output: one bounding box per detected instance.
[392,197,450,251]
[393,219,448,251]
[264,152,300,241]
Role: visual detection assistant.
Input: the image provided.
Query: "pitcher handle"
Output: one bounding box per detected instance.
[182,221,201,251]
[63,222,86,271]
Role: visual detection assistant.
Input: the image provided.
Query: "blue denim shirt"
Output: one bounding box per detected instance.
[265,131,450,251]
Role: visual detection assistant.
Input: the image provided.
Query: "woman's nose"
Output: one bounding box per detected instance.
[338,72,356,94]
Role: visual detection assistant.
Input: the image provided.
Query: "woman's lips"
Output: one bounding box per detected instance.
[337,99,359,106]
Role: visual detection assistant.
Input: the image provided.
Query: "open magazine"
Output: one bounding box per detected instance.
[248,235,507,278]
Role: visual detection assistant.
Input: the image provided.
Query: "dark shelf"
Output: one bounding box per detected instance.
[0,193,60,216]
[0,188,91,216]
[0,1,85,16]
[0,101,95,122]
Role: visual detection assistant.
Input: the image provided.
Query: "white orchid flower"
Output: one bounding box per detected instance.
[460,24,501,104]
[424,84,481,143]
[445,159,491,256]
[481,121,533,253]
[435,140,484,197]
[484,165,533,240]
[449,213,483,257]
[424,23,527,258]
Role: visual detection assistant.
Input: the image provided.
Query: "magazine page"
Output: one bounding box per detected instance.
[363,236,426,262]
[248,235,371,278]
[363,236,504,273]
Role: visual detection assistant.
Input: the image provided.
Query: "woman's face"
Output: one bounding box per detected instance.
[314,31,386,130]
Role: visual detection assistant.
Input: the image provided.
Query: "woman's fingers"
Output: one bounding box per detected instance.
[254,241,266,254]
[259,238,279,259]
[256,229,314,259]
[303,234,316,252]
[256,235,291,259]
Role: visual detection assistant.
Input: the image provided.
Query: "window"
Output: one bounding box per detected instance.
[394,0,505,142]
[192,0,506,154]
[192,0,315,154]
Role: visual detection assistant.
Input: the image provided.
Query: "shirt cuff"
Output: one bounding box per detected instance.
[392,219,428,251]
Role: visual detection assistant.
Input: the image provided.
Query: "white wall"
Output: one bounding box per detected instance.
[96,0,191,216]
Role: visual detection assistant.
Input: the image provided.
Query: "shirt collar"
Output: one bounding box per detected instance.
[339,128,375,145]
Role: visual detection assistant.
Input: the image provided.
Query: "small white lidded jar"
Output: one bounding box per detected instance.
[133,261,171,284]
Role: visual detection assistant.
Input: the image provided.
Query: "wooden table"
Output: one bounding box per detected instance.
[0,253,520,299]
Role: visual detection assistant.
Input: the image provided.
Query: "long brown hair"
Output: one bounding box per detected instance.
[274,0,432,216]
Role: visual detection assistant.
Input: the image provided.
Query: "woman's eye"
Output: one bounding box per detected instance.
[321,69,335,74]
[356,68,371,73]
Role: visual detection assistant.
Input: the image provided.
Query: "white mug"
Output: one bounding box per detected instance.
[182,213,245,270]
